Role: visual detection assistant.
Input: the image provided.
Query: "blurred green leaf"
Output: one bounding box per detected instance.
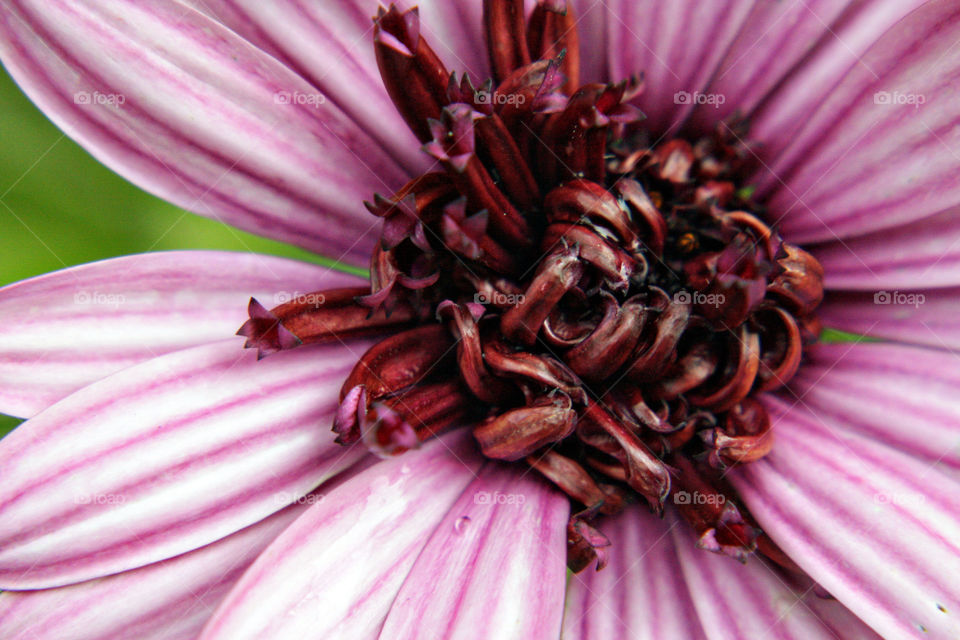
[0,415,20,439]
[819,327,881,344]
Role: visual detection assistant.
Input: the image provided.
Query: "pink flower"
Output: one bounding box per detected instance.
[1,1,959,639]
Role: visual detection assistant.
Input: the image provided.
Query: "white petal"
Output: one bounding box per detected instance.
[201,432,483,640]
[732,399,960,638]
[0,251,362,417]
[562,509,707,640]
[378,463,568,640]
[0,339,370,588]
[672,515,881,640]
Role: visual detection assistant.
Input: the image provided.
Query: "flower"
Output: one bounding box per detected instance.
[0,1,959,639]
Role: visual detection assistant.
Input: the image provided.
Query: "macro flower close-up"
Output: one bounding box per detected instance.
[1,0,959,638]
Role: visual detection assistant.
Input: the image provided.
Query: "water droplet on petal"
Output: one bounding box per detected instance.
[454,515,471,534]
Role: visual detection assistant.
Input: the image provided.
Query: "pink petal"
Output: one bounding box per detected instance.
[200,432,483,640]
[799,594,886,640]
[0,251,363,418]
[747,0,927,168]
[671,515,882,640]
[0,495,309,640]
[395,0,489,80]
[819,288,960,350]
[182,0,428,175]
[378,463,568,640]
[731,400,960,639]
[605,0,755,133]
[570,0,609,84]
[754,0,960,242]
[185,0,497,131]
[0,338,371,589]
[562,509,707,640]
[687,0,856,130]
[0,459,376,640]
[0,0,407,262]
[787,343,960,472]
[810,205,960,290]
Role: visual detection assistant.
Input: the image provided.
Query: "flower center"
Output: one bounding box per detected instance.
[238,1,824,572]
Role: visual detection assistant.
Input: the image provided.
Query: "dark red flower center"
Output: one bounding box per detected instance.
[238,1,824,572]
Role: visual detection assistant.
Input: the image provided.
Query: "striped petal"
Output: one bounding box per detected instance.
[811,205,960,290]
[200,432,483,640]
[687,0,856,130]
[378,463,568,640]
[819,288,960,351]
[0,338,371,589]
[799,595,885,640]
[562,509,707,640]
[0,459,377,640]
[182,0,427,174]
[747,0,928,169]
[606,0,755,134]
[756,0,960,243]
[186,0,613,122]
[0,495,308,640]
[571,0,609,84]
[788,343,960,472]
[0,0,406,262]
[671,516,882,640]
[395,0,489,80]
[0,251,363,418]
[731,398,960,639]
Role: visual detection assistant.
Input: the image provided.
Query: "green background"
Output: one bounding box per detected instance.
[0,66,351,438]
